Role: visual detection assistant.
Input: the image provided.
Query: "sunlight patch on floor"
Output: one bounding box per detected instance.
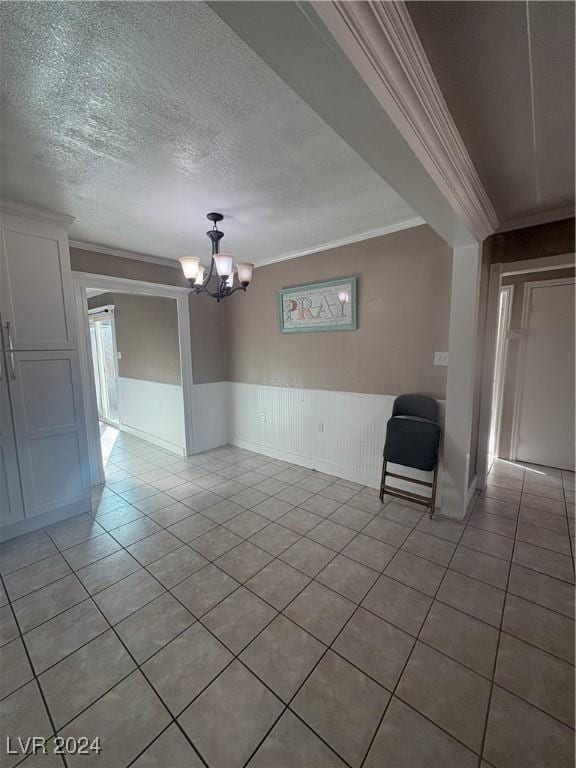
[100,424,120,466]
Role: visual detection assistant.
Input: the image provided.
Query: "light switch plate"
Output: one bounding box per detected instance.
[434,351,449,366]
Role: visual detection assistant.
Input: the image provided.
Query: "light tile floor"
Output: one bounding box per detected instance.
[1,428,574,767]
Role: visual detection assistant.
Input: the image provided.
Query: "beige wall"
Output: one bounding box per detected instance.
[189,292,227,384]
[224,225,452,398]
[71,248,226,384]
[497,267,575,458]
[88,292,181,385]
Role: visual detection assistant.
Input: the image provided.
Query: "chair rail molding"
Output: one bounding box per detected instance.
[312,0,498,242]
[70,240,182,270]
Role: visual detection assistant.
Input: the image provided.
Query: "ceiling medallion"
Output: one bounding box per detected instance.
[179,213,254,301]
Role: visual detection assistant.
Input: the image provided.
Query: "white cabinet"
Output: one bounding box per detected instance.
[0,205,91,538]
[0,216,77,350]
[10,351,91,518]
[0,353,24,526]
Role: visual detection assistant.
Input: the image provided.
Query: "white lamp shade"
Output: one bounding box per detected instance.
[179,256,200,280]
[225,269,235,289]
[194,265,206,285]
[237,262,254,285]
[213,253,234,278]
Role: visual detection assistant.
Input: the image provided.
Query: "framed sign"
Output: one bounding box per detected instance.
[278,277,357,333]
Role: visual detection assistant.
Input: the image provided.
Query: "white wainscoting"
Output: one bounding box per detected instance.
[227,382,444,499]
[191,381,229,454]
[117,377,186,454]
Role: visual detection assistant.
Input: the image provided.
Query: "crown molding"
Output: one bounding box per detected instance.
[256,216,424,268]
[69,240,181,269]
[312,1,499,242]
[496,206,575,234]
[0,200,75,227]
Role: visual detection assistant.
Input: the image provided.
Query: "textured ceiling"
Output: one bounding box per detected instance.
[407,1,575,227]
[0,1,416,264]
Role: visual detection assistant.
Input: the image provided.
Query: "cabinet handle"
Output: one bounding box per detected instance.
[5,322,15,379]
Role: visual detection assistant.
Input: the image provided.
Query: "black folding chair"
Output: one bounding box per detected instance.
[379,394,441,518]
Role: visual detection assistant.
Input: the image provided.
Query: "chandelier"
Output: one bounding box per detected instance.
[179,212,254,301]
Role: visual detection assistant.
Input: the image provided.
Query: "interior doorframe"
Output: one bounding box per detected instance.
[490,283,513,461]
[476,252,575,489]
[72,272,194,487]
[510,275,576,461]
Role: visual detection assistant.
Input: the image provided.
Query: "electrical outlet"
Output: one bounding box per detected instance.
[434,351,449,366]
[117,351,122,360]
[258,412,266,423]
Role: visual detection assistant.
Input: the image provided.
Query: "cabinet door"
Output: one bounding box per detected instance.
[0,216,76,350]
[0,351,24,526]
[9,350,91,518]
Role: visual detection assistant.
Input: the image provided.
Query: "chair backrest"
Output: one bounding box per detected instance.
[392,394,439,423]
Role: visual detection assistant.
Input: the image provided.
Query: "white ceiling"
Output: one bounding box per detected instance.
[0,2,417,265]
[408,1,575,228]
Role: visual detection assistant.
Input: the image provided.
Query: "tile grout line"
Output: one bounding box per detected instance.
[0,571,69,768]
[5,485,573,671]
[42,548,211,768]
[4,444,574,766]
[476,463,526,765]
[358,504,475,766]
[6,493,572,755]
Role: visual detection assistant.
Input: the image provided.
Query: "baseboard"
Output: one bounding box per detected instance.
[230,437,378,488]
[0,498,91,543]
[117,422,186,456]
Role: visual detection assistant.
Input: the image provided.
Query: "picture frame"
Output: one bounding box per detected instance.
[278,276,357,333]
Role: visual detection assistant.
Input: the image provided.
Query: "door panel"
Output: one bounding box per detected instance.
[517,280,575,470]
[0,351,24,526]
[0,219,76,350]
[28,432,86,506]
[19,357,79,432]
[10,351,91,517]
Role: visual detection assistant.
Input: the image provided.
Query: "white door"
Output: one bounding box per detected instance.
[0,217,76,350]
[516,279,575,470]
[9,350,91,518]
[0,348,24,525]
[89,313,120,424]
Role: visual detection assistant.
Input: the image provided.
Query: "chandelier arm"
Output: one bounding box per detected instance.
[199,285,221,299]
[226,286,247,297]
[203,255,215,287]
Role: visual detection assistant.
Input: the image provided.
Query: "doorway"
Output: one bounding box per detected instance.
[478,255,575,486]
[73,272,194,487]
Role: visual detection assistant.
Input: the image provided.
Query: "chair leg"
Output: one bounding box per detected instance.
[379,460,387,502]
[429,465,438,518]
